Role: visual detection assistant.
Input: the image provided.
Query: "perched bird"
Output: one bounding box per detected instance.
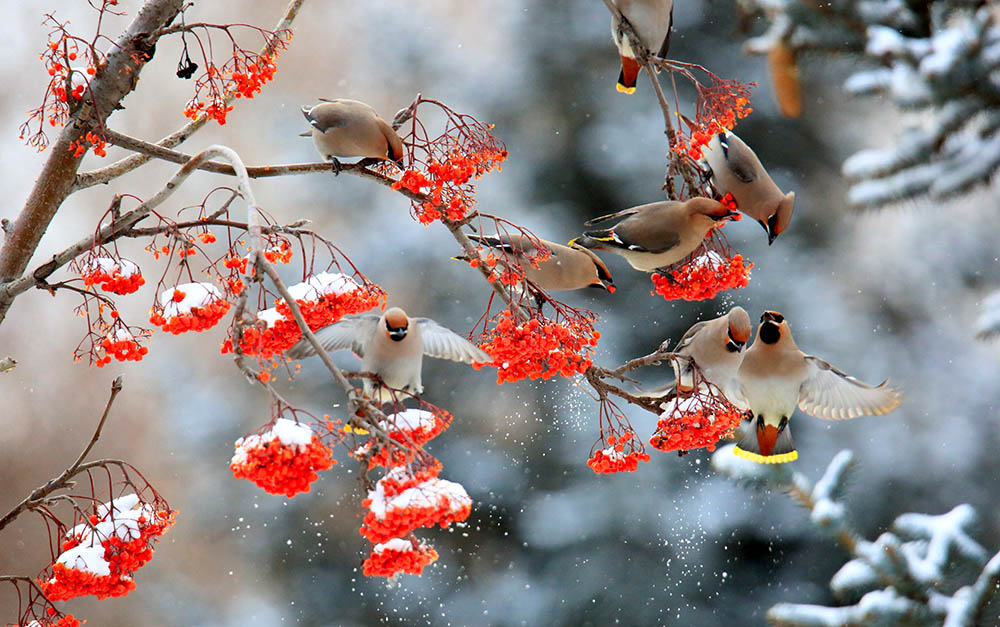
[300,99,404,172]
[610,0,674,94]
[700,130,796,245]
[570,198,740,272]
[287,307,490,406]
[733,311,901,464]
[456,234,615,293]
[646,306,752,400]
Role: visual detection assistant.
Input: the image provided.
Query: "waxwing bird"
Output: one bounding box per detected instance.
[700,130,795,245]
[610,0,674,94]
[570,198,740,272]
[456,234,615,293]
[287,307,490,406]
[733,311,901,464]
[300,99,404,173]
[645,306,752,400]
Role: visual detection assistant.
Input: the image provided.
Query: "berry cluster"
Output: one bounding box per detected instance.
[360,463,472,545]
[276,273,385,332]
[587,431,650,474]
[672,81,754,160]
[183,47,283,126]
[95,329,148,367]
[40,494,175,602]
[362,538,439,578]
[649,395,744,454]
[81,257,145,295]
[651,251,752,302]
[392,147,508,225]
[230,419,336,498]
[149,283,231,334]
[356,407,453,469]
[476,310,600,384]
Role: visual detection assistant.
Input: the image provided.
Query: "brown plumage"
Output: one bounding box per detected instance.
[733,311,901,464]
[570,198,739,272]
[301,99,404,166]
[701,131,795,245]
[610,0,674,94]
[459,234,614,293]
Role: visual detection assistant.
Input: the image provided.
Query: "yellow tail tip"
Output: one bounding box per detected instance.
[733,446,798,465]
[567,238,580,246]
[616,83,637,95]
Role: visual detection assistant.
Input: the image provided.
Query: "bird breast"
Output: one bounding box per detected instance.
[313,122,388,160]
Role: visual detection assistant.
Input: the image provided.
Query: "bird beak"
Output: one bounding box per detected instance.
[298,131,312,138]
[761,311,784,323]
[388,328,407,341]
[767,225,778,245]
[727,339,745,352]
[766,213,780,245]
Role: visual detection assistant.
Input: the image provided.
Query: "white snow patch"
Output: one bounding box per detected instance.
[381,409,437,433]
[158,282,223,317]
[367,476,471,520]
[256,308,284,328]
[85,257,140,277]
[373,538,414,554]
[56,544,111,577]
[285,272,359,302]
[231,419,314,465]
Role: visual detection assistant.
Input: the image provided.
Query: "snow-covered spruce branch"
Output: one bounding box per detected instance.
[70,0,307,194]
[738,0,1000,209]
[713,445,1000,626]
[0,376,122,533]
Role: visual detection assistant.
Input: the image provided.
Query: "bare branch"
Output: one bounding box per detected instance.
[71,0,307,192]
[0,376,123,533]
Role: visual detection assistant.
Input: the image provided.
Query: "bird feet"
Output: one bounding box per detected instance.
[328,157,343,176]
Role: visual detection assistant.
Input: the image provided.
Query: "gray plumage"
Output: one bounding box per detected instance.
[646,306,752,400]
[287,307,489,405]
[463,234,614,292]
[571,197,739,272]
[611,0,674,57]
[300,99,404,163]
[701,130,795,244]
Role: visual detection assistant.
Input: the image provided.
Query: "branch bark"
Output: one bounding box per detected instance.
[0,0,185,323]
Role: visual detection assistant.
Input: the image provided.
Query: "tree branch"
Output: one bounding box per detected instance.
[0,0,186,323]
[71,0,307,193]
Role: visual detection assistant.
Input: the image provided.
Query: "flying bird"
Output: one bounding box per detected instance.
[733,310,901,464]
[646,306,752,401]
[287,307,490,406]
[570,198,739,272]
[300,99,404,173]
[700,130,796,245]
[610,0,674,94]
[456,234,615,293]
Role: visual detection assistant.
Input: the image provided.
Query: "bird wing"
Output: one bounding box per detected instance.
[415,318,491,364]
[719,133,757,184]
[584,207,639,227]
[285,315,380,359]
[655,4,673,57]
[301,106,348,133]
[610,209,682,253]
[797,355,901,420]
[672,321,707,353]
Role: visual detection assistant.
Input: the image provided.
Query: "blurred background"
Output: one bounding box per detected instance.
[2,1,999,625]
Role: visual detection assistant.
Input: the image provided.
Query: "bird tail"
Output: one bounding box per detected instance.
[569,233,614,250]
[733,420,798,464]
[617,55,640,94]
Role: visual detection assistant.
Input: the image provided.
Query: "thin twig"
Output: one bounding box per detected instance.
[0,376,123,533]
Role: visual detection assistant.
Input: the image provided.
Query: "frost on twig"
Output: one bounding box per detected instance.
[712,445,1000,626]
[737,0,1000,208]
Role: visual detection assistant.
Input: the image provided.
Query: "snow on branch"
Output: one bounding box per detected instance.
[738,0,1000,209]
[712,445,1000,626]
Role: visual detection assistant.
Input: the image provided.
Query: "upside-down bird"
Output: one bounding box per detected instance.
[700,130,796,245]
[610,0,674,94]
